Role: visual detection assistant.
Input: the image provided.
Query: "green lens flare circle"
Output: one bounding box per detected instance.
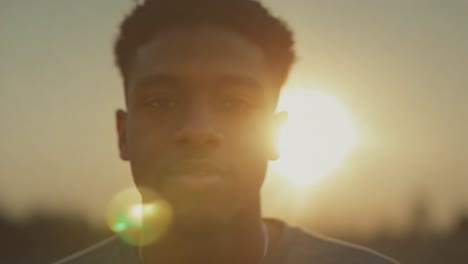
[106,187,173,246]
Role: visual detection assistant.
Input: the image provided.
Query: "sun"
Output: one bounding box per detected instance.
[269,88,357,187]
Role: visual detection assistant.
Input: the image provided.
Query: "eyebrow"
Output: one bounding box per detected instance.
[134,74,182,90]
[218,75,262,90]
[133,73,263,92]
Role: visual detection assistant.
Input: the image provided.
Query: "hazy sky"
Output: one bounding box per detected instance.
[1,0,467,235]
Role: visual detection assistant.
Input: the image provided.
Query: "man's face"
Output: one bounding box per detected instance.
[116,27,280,232]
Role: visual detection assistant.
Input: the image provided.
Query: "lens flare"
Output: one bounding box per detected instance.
[106,187,172,246]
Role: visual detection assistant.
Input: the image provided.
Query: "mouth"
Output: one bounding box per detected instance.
[175,172,225,189]
[164,160,229,191]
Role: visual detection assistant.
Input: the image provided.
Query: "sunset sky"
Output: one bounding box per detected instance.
[1,0,467,237]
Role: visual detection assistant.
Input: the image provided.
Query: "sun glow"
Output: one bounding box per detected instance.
[270,88,357,187]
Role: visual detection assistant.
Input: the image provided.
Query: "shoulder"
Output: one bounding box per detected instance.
[270,221,399,264]
[289,228,398,264]
[52,236,140,264]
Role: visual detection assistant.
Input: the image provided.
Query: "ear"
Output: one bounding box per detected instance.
[116,109,129,161]
[268,111,288,161]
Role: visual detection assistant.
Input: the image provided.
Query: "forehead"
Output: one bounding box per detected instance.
[127,26,270,90]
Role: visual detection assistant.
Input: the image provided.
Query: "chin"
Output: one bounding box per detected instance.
[171,209,232,236]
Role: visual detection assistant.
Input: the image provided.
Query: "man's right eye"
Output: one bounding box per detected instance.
[146,97,177,110]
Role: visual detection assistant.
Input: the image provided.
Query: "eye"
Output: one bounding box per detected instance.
[221,97,254,113]
[146,96,177,111]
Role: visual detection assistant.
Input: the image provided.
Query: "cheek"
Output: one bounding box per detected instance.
[227,122,263,154]
[227,122,270,183]
[234,149,268,194]
[126,121,170,188]
[241,120,271,158]
[231,112,273,154]
[126,119,168,161]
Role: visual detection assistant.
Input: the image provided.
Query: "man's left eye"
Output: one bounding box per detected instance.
[221,98,254,113]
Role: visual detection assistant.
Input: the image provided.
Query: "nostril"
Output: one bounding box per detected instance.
[174,126,224,146]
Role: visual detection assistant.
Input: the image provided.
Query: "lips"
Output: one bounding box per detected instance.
[164,160,229,190]
[175,173,224,189]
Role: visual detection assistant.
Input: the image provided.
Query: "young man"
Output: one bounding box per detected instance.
[56,0,397,263]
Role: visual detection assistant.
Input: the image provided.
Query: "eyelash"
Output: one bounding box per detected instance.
[145,96,176,109]
[221,97,255,113]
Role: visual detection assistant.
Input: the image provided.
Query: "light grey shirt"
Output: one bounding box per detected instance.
[53,220,398,264]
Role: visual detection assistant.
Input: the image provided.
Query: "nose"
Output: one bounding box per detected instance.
[174,106,224,148]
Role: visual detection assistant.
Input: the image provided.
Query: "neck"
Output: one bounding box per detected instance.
[141,202,265,264]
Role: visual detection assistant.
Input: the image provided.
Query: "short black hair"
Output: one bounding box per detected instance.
[114,0,296,97]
